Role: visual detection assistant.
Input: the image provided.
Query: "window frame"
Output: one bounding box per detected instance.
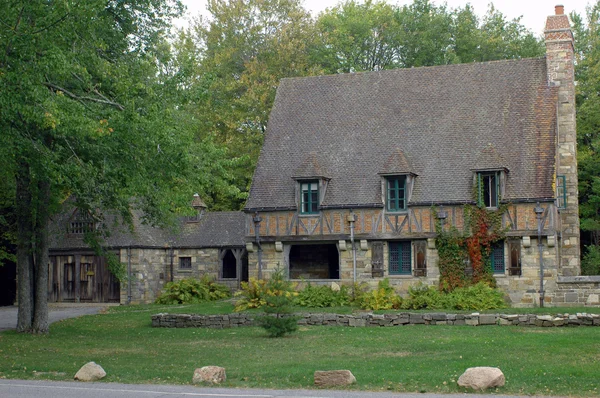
[490,242,505,274]
[389,241,411,275]
[477,171,500,208]
[508,240,521,276]
[386,176,407,212]
[179,256,192,270]
[413,240,427,277]
[300,180,319,214]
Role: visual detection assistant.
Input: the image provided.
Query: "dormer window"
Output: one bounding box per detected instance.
[477,171,501,208]
[386,176,407,212]
[69,210,95,234]
[300,181,319,214]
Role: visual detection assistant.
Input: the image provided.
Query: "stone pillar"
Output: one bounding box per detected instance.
[544,5,580,275]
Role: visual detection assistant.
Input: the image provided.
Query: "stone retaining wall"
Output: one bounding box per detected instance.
[152,312,600,328]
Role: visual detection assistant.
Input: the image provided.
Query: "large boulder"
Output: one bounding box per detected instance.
[458,367,505,390]
[314,370,356,387]
[74,362,106,382]
[192,366,226,384]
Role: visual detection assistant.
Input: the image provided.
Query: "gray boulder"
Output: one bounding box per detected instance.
[458,367,505,390]
[74,362,106,382]
[192,366,226,384]
[314,370,356,387]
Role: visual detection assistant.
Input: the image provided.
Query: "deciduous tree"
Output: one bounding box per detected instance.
[0,0,232,333]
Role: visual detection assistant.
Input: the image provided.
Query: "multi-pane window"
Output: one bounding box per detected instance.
[300,181,319,214]
[387,176,407,212]
[490,242,505,274]
[389,241,411,275]
[477,172,499,208]
[179,257,192,270]
[556,175,567,209]
[413,241,427,277]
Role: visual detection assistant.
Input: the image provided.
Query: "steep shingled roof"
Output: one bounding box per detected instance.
[49,206,246,251]
[245,57,557,210]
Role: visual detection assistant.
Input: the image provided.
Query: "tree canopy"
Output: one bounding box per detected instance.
[0,0,236,333]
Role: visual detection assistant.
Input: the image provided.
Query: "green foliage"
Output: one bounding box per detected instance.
[402,283,445,310]
[435,226,469,292]
[256,268,299,337]
[155,276,231,305]
[436,205,505,292]
[295,284,351,308]
[448,282,507,311]
[581,245,600,275]
[234,278,269,311]
[354,279,402,310]
[574,3,600,247]
[402,282,506,311]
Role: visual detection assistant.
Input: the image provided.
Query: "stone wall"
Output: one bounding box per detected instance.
[554,276,600,306]
[152,312,600,328]
[119,247,222,304]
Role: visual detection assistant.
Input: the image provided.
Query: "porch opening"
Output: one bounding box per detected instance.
[289,244,339,279]
[222,249,237,279]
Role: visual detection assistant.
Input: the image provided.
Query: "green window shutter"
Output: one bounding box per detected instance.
[477,173,483,207]
[389,241,411,275]
[557,175,567,209]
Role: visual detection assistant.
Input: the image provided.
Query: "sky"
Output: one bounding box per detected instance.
[177,0,593,35]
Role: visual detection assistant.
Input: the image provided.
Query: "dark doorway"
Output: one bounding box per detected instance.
[0,261,16,306]
[242,252,249,282]
[222,250,237,279]
[289,244,339,279]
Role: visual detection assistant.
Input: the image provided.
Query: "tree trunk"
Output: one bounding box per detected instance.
[15,158,33,333]
[32,178,50,334]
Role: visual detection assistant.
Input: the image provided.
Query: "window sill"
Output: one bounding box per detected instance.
[385,210,409,215]
[298,212,320,217]
[177,269,193,273]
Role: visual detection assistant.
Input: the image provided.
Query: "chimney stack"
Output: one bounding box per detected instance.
[544,6,580,276]
[555,5,564,15]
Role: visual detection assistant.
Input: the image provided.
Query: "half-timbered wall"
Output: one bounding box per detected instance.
[246,202,566,306]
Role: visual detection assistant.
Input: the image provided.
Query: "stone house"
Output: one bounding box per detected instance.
[48,196,247,304]
[243,6,598,307]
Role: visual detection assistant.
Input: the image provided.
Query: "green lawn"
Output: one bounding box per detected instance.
[0,302,599,396]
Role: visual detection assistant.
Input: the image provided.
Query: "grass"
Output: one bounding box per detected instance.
[0,302,599,396]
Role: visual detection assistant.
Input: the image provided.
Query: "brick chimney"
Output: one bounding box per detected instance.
[544,6,580,275]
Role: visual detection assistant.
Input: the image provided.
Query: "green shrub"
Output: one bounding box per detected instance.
[402,283,446,310]
[155,276,231,304]
[401,282,506,311]
[448,282,506,311]
[234,278,268,311]
[356,279,402,310]
[295,284,350,307]
[582,245,600,275]
[256,268,299,337]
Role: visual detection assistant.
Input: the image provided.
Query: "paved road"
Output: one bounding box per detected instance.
[0,380,552,398]
[0,304,113,331]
